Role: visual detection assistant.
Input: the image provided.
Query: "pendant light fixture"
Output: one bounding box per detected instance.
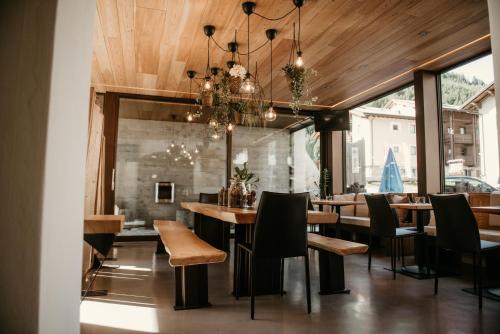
[264,28,277,122]
[186,70,196,122]
[203,25,216,92]
[240,2,256,94]
[294,0,305,67]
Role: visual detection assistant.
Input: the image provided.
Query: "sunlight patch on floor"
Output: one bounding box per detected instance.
[81,300,159,333]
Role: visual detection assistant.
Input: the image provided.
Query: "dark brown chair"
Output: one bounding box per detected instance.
[365,194,425,279]
[235,191,311,319]
[429,194,500,309]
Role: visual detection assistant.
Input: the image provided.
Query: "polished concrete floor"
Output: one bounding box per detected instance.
[81,241,500,334]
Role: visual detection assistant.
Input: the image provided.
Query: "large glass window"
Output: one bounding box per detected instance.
[231,125,290,198]
[291,125,320,194]
[115,99,226,232]
[440,55,497,193]
[345,86,417,193]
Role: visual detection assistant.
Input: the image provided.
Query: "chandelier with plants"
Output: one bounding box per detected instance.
[185,0,317,137]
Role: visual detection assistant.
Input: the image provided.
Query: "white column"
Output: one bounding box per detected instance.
[414,71,441,194]
[0,0,95,333]
[487,0,500,183]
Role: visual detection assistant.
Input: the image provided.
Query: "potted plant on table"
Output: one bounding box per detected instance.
[229,162,259,208]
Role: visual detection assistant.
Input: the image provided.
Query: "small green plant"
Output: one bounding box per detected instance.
[314,168,330,199]
[233,162,259,188]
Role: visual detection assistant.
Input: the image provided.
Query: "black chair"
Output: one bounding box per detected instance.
[365,194,425,279]
[235,191,311,319]
[429,194,500,309]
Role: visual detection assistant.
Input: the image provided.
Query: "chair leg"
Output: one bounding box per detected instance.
[401,238,405,267]
[280,258,284,297]
[305,252,311,314]
[434,245,439,295]
[478,253,483,310]
[472,253,477,292]
[250,255,256,319]
[391,238,396,280]
[368,234,372,271]
[235,247,241,300]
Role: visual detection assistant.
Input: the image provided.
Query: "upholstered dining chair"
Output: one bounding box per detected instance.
[365,194,425,279]
[235,191,311,319]
[429,193,500,309]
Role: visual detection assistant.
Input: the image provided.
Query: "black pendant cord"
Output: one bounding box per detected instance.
[298,6,302,52]
[270,38,273,104]
[253,6,296,21]
[247,14,250,74]
[206,37,211,76]
[210,35,268,56]
[288,23,298,64]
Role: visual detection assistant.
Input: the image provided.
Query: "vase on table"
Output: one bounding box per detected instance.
[228,179,247,208]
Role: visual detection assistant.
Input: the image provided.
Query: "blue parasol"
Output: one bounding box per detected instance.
[379,148,404,192]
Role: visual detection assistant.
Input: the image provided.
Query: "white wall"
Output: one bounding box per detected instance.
[0,0,95,333]
[488,0,500,183]
[478,95,499,186]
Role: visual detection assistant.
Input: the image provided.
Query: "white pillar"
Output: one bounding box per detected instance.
[414,71,441,194]
[0,0,95,333]
[487,0,500,183]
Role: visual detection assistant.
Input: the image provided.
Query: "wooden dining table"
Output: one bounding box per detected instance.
[181,202,338,297]
[311,200,365,236]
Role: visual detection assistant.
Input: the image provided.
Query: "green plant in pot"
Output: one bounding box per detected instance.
[229,162,259,208]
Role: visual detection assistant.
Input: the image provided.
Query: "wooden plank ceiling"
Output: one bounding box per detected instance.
[91,0,491,110]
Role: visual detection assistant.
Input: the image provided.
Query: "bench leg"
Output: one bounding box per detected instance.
[318,250,350,295]
[174,264,211,310]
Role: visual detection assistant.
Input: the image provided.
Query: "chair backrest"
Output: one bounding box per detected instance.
[365,194,398,237]
[253,192,308,259]
[198,193,218,204]
[307,193,315,211]
[429,194,481,253]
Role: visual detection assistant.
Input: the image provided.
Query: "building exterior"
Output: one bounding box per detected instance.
[346,99,417,192]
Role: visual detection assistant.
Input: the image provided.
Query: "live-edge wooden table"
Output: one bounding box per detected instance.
[82,214,124,298]
[181,202,338,297]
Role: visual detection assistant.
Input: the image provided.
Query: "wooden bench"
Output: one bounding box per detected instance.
[154,220,226,310]
[424,225,500,243]
[308,233,368,294]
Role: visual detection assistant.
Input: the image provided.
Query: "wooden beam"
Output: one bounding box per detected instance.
[102,92,120,214]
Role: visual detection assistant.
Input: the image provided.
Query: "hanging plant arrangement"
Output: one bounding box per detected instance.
[282,63,317,113]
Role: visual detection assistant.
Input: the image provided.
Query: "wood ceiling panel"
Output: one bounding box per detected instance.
[92,0,490,110]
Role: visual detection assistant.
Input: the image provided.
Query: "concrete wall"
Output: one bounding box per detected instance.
[115,119,226,225]
[0,0,94,333]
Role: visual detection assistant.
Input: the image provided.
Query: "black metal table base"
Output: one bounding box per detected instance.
[463,287,500,302]
[398,265,435,279]
[173,264,212,310]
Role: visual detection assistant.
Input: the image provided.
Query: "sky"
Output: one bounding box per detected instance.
[448,54,494,84]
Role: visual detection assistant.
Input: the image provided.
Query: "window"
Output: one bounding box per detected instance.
[410,146,417,155]
[409,124,416,134]
[440,54,497,192]
[345,86,417,193]
[291,125,320,194]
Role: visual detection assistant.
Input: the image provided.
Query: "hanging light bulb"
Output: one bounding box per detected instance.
[265,105,277,122]
[166,148,171,154]
[203,77,213,91]
[194,148,199,154]
[170,143,175,148]
[211,131,220,140]
[240,74,255,93]
[190,161,195,166]
[187,113,193,122]
[227,123,234,132]
[295,51,304,67]
[209,119,218,128]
